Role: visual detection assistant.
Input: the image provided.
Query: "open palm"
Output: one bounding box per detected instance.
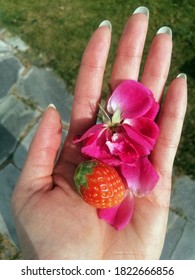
[12,8,187,259]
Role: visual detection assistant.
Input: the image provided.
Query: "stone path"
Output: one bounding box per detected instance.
[0,28,72,259]
[0,28,195,260]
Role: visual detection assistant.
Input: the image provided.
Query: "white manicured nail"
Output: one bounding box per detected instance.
[157,26,172,38]
[99,20,112,30]
[47,103,56,109]
[133,6,149,17]
[177,73,187,81]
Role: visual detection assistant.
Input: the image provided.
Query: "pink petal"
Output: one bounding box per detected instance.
[81,128,110,159]
[97,191,134,230]
[120,158,159,197]
[144,101,159,120]
[106,136,139,164]
[122,123,155,150]
[99,157,123,166]
[129,140,150,157]
[73,123,104,143]
[107,80,154,119]
[74,124,113,160]
[129,117,159,148]
[77,127,121,165]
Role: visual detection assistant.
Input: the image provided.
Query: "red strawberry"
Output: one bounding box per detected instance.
[74,160,125,208]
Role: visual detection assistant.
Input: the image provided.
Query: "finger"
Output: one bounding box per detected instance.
[110,7,149,91]
[15,106,62,190]
[67,22,111,139]
[141,27,173,101]
[152,75,187,179]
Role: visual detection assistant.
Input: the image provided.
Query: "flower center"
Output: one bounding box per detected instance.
[99,103,123,130]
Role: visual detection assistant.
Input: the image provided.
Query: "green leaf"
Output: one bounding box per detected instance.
[98,103,111,124]
[111,106,121,124]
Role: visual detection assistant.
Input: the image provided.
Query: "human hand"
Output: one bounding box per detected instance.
[12,7,187,259]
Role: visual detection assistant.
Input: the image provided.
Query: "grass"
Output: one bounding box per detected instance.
[0,0,194,178]
[0,233,22,259]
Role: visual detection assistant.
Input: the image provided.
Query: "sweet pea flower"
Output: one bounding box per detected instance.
[74,80,160,230]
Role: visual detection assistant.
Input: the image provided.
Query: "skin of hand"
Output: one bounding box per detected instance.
[12,9,187,260]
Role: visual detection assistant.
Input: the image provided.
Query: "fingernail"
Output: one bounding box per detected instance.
[133,6,149,17]
[47,103,56,109]
[157,26,172,38]
[177,73,187,81]
[99,20,112,31]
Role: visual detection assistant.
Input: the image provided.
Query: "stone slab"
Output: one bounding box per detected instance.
[0,95,40,165]
[0,124,16,164]
[0,40,12,54]
[160,212,186,259]
[160,176,195,259]
[13,122,39,169]
[4,36,29,52]
[170,176,195,222]
[15,67,73,123]
[169,221,195,260]
[0,56,23,101]
[0,164,20,246]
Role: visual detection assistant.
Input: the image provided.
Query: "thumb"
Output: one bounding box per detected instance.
[15,105,62,191]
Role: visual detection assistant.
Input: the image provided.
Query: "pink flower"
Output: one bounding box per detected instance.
[74,80,160,230]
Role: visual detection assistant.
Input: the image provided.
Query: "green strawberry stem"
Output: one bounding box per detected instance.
[74,160,98,195]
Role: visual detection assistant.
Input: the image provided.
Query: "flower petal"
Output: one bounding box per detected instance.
[122,123,155,150]
[120,158,159,196]
[97,191,134,230]
[81,128,110,159]
[107,80,154,119]
[143,101,159,120]
[129,117,159,148]
[106,133,139,164]
[73,123,104,143]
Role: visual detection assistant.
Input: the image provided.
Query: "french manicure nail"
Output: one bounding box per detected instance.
[47,103,56,109]
[177,73,187,81]
[99,20,112,30]
[133,6,149,17]
[157,26,172,38]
